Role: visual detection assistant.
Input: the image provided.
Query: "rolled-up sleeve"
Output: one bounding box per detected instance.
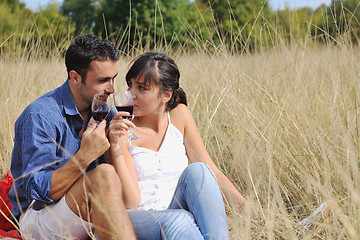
[19,113,66,206]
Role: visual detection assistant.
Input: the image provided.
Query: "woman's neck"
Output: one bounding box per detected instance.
[134,111,168,132]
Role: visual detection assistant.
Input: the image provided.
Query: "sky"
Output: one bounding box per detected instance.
[20,0,332,12]
[270,0,331,10]
[20,0,60,11]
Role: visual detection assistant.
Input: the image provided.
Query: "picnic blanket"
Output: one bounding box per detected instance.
[0,171,22,239]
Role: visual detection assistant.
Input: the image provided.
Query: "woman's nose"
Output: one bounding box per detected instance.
[129,88,136,99]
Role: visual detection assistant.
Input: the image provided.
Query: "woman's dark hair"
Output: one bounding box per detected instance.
[126,52,187,110]
[65,34,119,82]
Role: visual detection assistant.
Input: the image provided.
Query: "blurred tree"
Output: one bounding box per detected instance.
[61,0,101,34]
[274,7,314,43]
[97,0,193,52]
[0,0,73,57]
[0,0,25,10]
[326,0,360,43]
[194,0,273,51]
[0,0,31,46]
[300,0,360,44]
[33,3,75,54]
[310,4,330,42]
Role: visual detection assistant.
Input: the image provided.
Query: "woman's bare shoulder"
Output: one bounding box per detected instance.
[169,104,192,132]
[170,104,191,118]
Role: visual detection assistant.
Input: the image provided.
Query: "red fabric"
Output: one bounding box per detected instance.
[0,171,14,231]
[0,229,21,239]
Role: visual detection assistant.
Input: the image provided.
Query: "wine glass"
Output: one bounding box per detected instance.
[91,93,111,125]
[113,90,141,142]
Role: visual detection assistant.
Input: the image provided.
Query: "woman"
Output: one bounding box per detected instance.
[107,52,247,240]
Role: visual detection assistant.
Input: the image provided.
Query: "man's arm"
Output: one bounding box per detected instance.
[14,112,110,206]
[49,119,110,200]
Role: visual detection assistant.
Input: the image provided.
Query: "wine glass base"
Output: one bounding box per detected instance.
[124,134,141,143]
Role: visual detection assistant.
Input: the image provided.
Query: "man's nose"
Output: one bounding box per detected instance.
[106,81,115,94]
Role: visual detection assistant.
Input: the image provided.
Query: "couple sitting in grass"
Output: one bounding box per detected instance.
[9,34,247,240]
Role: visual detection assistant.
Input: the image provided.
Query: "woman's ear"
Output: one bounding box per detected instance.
[162,90,173,103]
[69,70,82,84]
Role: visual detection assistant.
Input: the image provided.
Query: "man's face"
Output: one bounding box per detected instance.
[79,60,118,107]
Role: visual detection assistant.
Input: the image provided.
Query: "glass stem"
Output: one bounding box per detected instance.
[128,127,134,137]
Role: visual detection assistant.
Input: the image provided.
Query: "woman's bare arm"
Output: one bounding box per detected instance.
[171,104,247,209]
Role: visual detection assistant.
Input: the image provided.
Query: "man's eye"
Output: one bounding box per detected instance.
[101,79,110,83]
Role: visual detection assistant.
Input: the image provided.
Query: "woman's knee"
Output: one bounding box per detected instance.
[182,162,217,183]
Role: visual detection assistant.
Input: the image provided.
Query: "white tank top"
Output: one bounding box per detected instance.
[129,112,189,210]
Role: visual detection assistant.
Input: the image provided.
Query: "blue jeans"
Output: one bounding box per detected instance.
[128,162,229,240]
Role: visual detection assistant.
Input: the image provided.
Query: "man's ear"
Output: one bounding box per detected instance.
[162,90,173,103]
[69,70,82,84]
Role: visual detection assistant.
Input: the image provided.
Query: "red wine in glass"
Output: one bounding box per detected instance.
[115,105,133,120]
[93,111,109,122]
[113,91,140,142]
[91,93,110,125]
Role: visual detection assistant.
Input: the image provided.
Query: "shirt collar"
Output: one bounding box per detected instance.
[60,80,80,116]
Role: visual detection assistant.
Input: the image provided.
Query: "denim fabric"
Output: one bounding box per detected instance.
[128,162,229,240]
[128,209,203,240]
[9,81,115,218]
[168,162,229,240]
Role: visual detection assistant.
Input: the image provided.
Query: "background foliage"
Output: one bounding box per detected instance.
[1,0,360,54]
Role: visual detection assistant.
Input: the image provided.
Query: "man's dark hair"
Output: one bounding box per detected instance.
[65,34,119,82]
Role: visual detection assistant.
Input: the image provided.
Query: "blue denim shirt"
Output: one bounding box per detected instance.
[9,81,116,218]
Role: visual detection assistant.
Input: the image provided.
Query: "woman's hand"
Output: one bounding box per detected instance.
[105,112,141,209]
[107,112,136,145]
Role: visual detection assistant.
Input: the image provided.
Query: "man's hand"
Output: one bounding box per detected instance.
[76,118,110,167]
[49,119,110,200]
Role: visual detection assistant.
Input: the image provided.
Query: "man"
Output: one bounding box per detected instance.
[9,34,136,239]
[9,34,205,240]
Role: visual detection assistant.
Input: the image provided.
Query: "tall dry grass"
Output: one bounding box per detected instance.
[1,20,360,240]
[178,44,360,239]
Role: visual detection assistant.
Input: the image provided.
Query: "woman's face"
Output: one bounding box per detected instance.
[128,76,167,117]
